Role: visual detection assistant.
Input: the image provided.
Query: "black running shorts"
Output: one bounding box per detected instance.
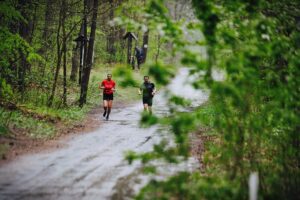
[103,93,113,101]
[143,97,153,106]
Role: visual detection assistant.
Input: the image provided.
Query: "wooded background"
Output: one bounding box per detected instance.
[0,0,168,108]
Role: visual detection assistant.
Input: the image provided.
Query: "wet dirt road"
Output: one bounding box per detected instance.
[0,69,209,200]
[0,104,163,200]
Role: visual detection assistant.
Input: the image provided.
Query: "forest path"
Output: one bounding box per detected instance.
[0,68,208,200]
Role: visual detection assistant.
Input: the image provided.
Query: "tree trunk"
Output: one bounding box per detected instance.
[127,37,132,64]
[28,2,38,47]
[79,0,99,107]
[62,46,67,106]
[142,29,149,63]
[18,51,27,99]
[78,40,84,84]
[39,0,55,85]
[107,0,115,62]
[48,1,63,107]
[79,0,88,85]
[40,0,55,55]
[18,0,33,99]
[155,34,161,63]
[62,0,67,106]
[77,22,85,85]
[70,8,86,83]
[119,27,126,62]
[70,45,79,82]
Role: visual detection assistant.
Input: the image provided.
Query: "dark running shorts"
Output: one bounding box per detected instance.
[103,93,113,101]
[143,97,153,106]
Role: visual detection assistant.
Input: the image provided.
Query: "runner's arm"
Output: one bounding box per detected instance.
[112,82,116,92]
[99,81,105,89]
[152,88,156,95]
[152,84,156,95]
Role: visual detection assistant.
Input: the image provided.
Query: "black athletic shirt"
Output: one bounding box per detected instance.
[140,82,155,98]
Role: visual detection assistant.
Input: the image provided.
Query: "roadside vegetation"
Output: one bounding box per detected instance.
[123,0,300,199]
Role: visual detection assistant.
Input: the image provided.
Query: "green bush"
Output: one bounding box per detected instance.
[126,0,300,199]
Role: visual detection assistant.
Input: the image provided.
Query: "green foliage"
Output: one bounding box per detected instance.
[148,61,175,85]
[0,0,100,139]
[136,172,239,200]
[0,78,13,101]
[0,107,55,138]
[194,102,216,128]
[195,1,300,198]
[140,112,159,127]
[0,109,10,136]
[169,95,191,107]
[0,98,98,139]
[0,144,9,159]
[0,1,43,103]
[113,65,139,87]
[123,0,300,199]
[0,1,23,25]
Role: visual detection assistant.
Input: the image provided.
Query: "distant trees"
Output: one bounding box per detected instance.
[48,0,82,107]
[70,43,80,82]
[1,0,99,108]
[0,0,38,102]
[142,29,149,63]
[107,0,116,62]
[0,0,162,109]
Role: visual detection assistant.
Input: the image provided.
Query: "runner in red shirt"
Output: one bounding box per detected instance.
[99,74,116,120]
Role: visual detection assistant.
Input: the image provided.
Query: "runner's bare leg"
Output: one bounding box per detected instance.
[106,100,113,120]
[148,106,152,114]
[143,104,149,112]
[103,100,108,117]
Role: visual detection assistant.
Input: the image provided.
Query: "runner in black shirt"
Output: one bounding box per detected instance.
[139,76,156,114]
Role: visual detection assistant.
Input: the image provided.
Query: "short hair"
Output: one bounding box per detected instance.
[144,76,149,79]
[107,74,112,76]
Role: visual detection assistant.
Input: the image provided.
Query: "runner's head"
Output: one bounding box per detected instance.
[107,74,112,80]
[144,76,149,83]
